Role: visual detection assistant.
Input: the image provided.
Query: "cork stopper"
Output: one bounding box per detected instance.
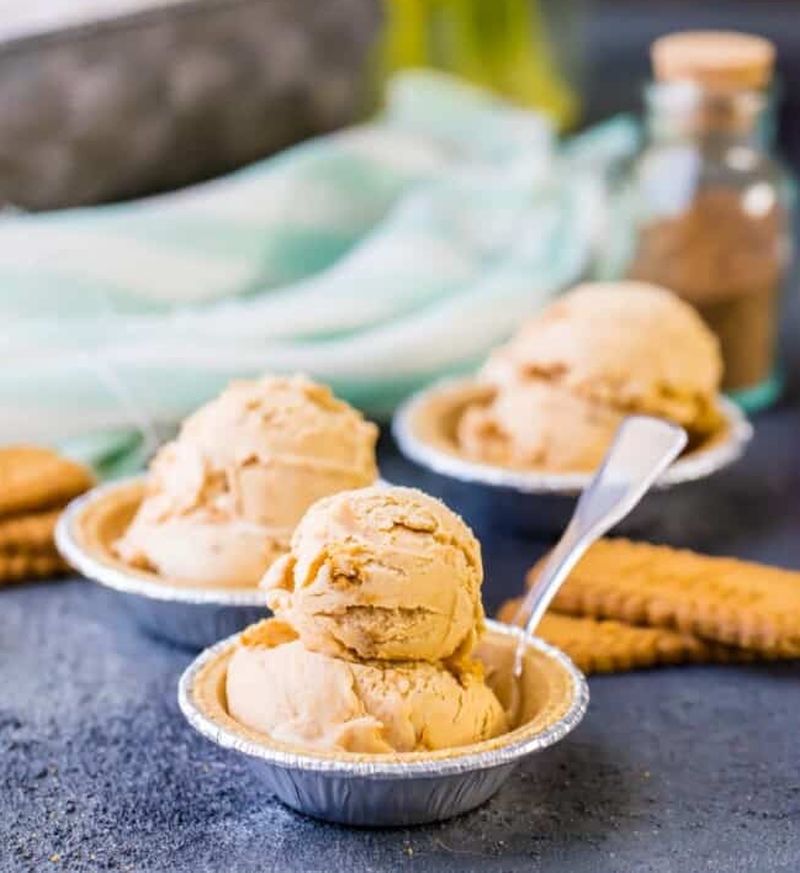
[652,31,775,91]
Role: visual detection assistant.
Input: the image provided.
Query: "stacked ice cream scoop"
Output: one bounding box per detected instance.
[226,486,508,753]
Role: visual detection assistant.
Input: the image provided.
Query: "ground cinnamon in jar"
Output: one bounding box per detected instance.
[625,32,790,399]
[628,184,787,392]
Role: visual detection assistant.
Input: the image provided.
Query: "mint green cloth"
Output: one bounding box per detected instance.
[0,72,636,472]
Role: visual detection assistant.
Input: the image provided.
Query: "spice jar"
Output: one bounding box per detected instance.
[622,31,792,411]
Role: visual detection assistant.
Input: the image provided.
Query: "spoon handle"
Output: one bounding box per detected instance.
[512,416,687,675]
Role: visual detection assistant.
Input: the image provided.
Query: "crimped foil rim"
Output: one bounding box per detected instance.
[55,478,264,607]
[392,377,753,496]
[177,619,590,780]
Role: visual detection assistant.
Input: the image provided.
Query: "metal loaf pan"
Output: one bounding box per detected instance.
[0,0,378,209]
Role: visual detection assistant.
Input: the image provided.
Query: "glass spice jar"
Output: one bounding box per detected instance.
[621,31,793,411]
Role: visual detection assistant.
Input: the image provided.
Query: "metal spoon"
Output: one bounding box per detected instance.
[512,416,688,677]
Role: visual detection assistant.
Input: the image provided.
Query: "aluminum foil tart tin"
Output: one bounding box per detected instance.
[392,377,753,537]
[178,619,589,826]
[55,478,264,650]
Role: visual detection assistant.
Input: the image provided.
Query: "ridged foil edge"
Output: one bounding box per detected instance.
[55,479,264,607]
[392,378,753,496]
[177,619,590,779]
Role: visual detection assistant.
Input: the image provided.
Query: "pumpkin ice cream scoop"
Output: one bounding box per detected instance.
[458,380,625,473]
[481,281,722,431]
[226,618,507,754]
[458,281,723,472]
[114,374,378,587]
[227,485,507,754]
[264,485,485,664]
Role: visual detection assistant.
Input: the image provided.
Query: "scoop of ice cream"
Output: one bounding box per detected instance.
[226,619,507,753]
[264,485,484,663]
[227,486,507,756]
[116,515,286,588]
[480,282,723,433]
[458,381,625,472]
[115,375,378,587]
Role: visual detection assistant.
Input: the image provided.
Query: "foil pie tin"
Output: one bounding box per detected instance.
[55,478,264,650]
[392,377,753,537]
[178,619,589,826]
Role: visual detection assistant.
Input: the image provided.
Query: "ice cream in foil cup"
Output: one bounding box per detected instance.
[178,485,587,825]
[178,620,589,826]
[392,377,751,538]
[392,283,752,538]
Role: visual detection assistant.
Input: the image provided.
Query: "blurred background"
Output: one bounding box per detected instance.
[584,1,800,167]
[1,0,797,465]
[1,0,798,207]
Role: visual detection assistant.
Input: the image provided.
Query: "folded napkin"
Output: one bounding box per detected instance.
[0,71,637,468]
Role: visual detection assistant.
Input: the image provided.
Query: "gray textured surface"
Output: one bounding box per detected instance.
[3,365,800,872]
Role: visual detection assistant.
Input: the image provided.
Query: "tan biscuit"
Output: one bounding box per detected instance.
[0,446,94,518]
[0,508,62,553]
[496,598,757,674]
[527,538,800,657]
[0,549,71,585]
